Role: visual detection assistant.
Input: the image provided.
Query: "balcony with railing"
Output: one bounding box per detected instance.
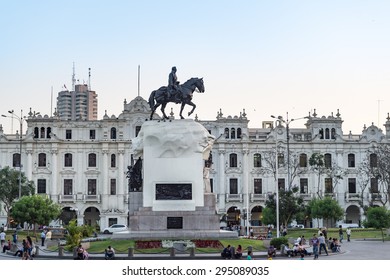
[344,193,361,202]
[59,194,76,203]
[299,193,313,201]
[250,193,266,202]
[225,193,243,202]
[83,194,101,203]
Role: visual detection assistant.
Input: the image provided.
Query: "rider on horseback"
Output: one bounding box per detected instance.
[167,66,182,103]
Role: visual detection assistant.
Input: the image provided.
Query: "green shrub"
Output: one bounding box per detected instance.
[270,237,288,250]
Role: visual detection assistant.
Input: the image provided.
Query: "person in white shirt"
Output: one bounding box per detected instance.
[346,227,351,242]
[0,230,6,246]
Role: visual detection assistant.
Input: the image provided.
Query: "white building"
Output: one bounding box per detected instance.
[1,96,389,230]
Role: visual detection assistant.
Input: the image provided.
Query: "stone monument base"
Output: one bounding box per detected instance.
[113,193,237,240]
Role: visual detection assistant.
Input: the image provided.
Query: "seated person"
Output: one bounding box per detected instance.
[283,244,293,257]
[234,244,243,259]
[298,241,310,256]
[267,245,276,258]
[331,238,341,252]
[221,245,232,259]
[14,245,24,257]
[292,243,300,256]
[105,245,115,259]
[2,240,11,253]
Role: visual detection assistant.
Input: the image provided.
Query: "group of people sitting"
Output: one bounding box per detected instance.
[221,244,244,259]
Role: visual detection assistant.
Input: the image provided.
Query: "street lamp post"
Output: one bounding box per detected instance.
[271,113,307,190]
[275,141,280,238]
[1,110,24,199]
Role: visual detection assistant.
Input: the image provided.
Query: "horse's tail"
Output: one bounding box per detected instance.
[148,90,156,109]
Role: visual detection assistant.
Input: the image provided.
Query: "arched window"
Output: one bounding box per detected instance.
[12,153,21,167]
[40,127,45,138]
[64,153,72,167]
[299,153,307,167]
[111,154,116,168]
[319,129,324,139]
[324,153,332,168]
[88,153,97,167]
[111,127,117,139]
[331,128,336,139]
[224,128,229,139]
[38,153,46,167]
[230,128,236,139]
[370,153,378,168]
[237,128,242,139]
[348,154,355,168]
[47,127,52,139]
[325,128,330,139]
[253,153,261,167]
[229,153,238,167]
[34,127,39,139]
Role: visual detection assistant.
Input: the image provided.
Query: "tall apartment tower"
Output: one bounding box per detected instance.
[57,84,98,121]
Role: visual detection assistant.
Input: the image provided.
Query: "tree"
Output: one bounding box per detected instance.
[309,153,345,198]
[11,195,61,236]
[0,166,35,225]
[359,145,390,206]
[308,197,344,228]
[309,153,327,198]
[261,147,304,190]
[263,187,306,228]
[363,207,390,242]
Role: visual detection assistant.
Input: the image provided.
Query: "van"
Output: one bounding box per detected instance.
[335,223,360,229]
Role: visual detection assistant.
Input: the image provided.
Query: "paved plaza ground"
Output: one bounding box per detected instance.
[1,239,390,260]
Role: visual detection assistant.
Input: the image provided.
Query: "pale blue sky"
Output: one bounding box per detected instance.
[1,0,390,134]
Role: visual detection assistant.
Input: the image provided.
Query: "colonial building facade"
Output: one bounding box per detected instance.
[1,96,389,230]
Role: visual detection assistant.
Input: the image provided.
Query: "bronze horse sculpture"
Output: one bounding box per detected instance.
[148,77,204,120]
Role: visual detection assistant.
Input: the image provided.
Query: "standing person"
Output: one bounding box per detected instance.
[338,225,344,243]
[282,226,287,236]
[45,229,52,240]
[346,227,351,242]
[0,230,6,246]
[40,230,46,246]
[318,233,328,256]
[12,231,18,244]
[22,239,30,260]
[26,236,33,259]
[247,251,254,260]
[311,233,320,260]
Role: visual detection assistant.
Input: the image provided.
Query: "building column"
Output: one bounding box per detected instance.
[26,149,33,180]
[102,150,109,195]
[118,149,125,204]
[51,150,58,202]
[242,149,250,234]
[218,149,226,211]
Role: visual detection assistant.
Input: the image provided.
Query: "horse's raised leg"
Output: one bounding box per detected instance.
[187,101,196,117]
[161,102,169,119]
[179,102,186,119]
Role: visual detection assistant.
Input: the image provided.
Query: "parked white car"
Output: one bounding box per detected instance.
[102,224,128,234]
